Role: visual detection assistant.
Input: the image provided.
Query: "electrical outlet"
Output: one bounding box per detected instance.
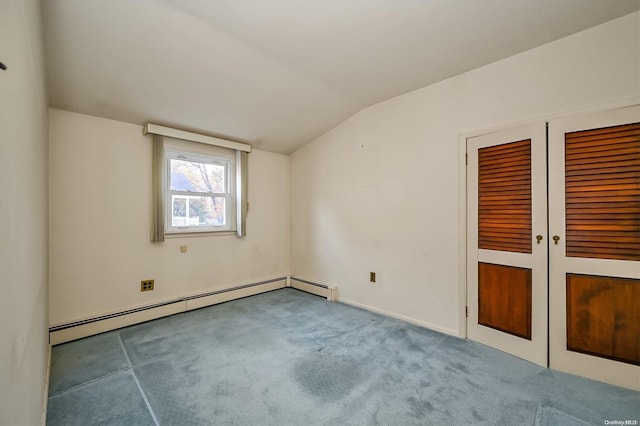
[141,279,154,292]
[370,272,376,283]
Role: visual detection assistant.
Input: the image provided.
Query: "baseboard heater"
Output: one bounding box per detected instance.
[289,276,337,301]
[49,277,288,345]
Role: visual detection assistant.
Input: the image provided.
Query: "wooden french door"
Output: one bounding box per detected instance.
[548,105,640,390]
[466,123,548,367]
[467,105,639,390]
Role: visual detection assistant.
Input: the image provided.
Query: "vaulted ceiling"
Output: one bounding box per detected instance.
[42,0,639,153]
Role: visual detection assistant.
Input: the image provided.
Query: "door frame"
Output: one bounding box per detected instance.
[457,97,639,341]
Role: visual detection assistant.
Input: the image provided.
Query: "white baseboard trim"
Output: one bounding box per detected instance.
[186,280,286,311]
[48,277,455,346]
[49,278,287,345]
[339,297,458,338]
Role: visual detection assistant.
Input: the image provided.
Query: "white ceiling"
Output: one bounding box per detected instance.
[42,0,639,154]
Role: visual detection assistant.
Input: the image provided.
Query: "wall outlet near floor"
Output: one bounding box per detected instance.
[141,279,154,292]
[370,272,376,283]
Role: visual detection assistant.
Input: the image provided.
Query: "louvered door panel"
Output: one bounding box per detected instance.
[565,123,640,261]
[478,140,532,253]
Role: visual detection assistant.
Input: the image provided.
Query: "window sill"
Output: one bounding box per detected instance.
[164,230,237,239]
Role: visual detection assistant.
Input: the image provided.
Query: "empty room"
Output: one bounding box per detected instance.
[1,0,639,425]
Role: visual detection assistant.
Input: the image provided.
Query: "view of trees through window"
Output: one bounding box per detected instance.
[169,158,227,227]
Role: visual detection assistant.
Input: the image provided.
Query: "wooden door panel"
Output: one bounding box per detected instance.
[566,274,640,366]
[479,263,532,340]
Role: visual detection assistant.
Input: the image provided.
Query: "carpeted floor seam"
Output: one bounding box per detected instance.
[118,333,160,426]
[48,368,132,399]
[118,332,133,368]
[130,368,160,426]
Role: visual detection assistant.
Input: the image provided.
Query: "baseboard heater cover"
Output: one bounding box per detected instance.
[289,276,337,301]
[49,277,287,344]
[48,298,186,333]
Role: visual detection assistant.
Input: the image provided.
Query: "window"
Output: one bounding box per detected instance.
[166,149,235,233]
[145,123,250,241]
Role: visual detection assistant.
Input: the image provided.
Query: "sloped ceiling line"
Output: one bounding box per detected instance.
[43,0,640,153]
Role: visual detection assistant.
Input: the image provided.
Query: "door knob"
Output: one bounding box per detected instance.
[553,235,560,245]
[536,235,543,244]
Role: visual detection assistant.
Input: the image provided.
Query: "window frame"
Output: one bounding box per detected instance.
[164,145,237,235]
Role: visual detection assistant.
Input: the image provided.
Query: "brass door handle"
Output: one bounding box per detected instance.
[553,235,560,245]
[536,235,543,244]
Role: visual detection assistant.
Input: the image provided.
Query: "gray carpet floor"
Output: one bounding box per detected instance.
[47,288,639,425]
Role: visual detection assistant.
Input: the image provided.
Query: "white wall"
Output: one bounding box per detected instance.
[290,13,640,336]
[0,0,49,424]
[49,109,290,325]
